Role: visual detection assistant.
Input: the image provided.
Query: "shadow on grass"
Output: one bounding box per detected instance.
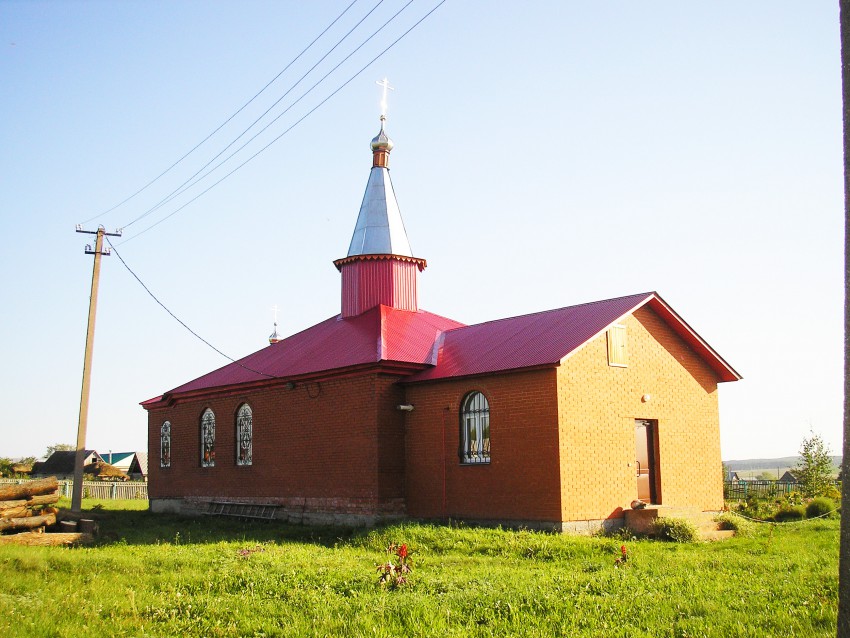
[58,505,392,549]
[56,504,618,560]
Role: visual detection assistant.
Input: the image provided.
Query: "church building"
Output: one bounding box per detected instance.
[142,106,741,532]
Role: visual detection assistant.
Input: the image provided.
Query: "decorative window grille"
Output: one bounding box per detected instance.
[236,404,253,466]
[460,391,490,464]
[607,324,627,367]
[200,408,216,467]
[160,421,171,468]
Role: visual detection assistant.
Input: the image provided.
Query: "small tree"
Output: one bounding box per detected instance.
[795,431,834,498]
[0,458,14,478]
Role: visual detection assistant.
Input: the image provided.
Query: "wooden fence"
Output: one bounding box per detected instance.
[0,479,147,500]
[724,480,841,500]
[3,478,839,503]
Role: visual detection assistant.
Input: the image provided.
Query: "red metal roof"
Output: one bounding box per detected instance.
[145,292,739,406]
[156,306,465,399]
[404,292,741,383]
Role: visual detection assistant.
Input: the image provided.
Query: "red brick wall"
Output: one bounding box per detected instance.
[146,372,407,517]
[556,305,723,522]
[405,306,724,527]
[403,369,563,522]
[147,306,726,527]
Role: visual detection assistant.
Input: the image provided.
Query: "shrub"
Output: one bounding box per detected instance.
[783,491,804,507]
[714,513,753,536]
[652,517,698,543]
[806,497,838,519]
[823,484,842,501]
[774,505,806,522]
[734,498,777,521]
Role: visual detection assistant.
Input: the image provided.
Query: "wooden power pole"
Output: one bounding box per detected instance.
[72,225,121,513]
[840,2,850,636]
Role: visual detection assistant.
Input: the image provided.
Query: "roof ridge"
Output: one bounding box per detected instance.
[441,292,656,333]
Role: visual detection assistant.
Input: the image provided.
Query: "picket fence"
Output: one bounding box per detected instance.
[723,479,841,500]
[0,478,148,500]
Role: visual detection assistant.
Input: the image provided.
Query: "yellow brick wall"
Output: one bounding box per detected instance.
[556,305,723,522]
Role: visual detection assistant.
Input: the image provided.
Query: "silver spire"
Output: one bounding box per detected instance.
[346,79,413,258]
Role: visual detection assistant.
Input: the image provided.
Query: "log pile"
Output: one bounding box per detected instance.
[0,476,92,546]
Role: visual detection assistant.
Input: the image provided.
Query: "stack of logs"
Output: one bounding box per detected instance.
[0,476,93,546]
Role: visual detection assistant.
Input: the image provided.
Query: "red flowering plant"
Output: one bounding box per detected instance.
[614,544,629,567]
[376,542,413,589]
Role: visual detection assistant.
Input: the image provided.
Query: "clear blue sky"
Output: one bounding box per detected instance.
[0,1,842,461]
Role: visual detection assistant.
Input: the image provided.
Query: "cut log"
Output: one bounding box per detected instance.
[0,477,59,501]
[26,493,60,507]
[0,513,56,532]
[0,501,28,517]
[0,499,27,510]
[0,506,28,519]
[0,531,93,546]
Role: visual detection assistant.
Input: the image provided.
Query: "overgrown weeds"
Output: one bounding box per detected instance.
[714,512,753,536]
[650,517,698,542]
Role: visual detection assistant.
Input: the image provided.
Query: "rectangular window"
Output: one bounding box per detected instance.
[607,324,627,367]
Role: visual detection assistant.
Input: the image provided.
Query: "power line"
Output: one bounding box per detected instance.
[105,236,277,380]
[120,0,391,231]
[119,0,447,245]
[80,0,361,226]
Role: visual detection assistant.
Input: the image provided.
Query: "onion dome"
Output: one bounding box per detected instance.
[268,322,281,345]
[370,121,394,153]
[370,119,393,169]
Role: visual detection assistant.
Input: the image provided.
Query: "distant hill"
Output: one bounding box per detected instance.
[724,456,842,479]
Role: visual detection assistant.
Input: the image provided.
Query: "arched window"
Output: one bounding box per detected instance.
[160,421,171,468]
[200,408,216,467]
[236,404,253,466]
[460,391,490,464]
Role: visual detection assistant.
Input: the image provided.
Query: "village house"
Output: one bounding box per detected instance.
[142,112,741,532]
[778,470,799,484]
[31,450,103,480]
[103,452,149,482]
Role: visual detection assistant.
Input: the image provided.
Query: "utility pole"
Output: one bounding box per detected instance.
[72,225,121,513]
[839,2,850,635]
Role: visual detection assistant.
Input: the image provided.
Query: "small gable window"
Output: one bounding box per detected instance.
[236,404,253,466]
[160,421,171,468]
[201,408,216,467]
[607,324,627,367]
[460,391,490,465]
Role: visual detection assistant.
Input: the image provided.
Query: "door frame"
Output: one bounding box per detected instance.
[635,418,661,504]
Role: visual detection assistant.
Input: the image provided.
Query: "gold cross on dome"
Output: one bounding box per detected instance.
[271,304,280,324]
[376,77,394,121]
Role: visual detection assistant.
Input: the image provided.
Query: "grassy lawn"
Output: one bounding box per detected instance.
[0,500,838,637]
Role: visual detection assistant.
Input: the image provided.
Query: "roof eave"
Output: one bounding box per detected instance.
[643,293,742,383]
[333,253,427,272]
[144,360,432,408]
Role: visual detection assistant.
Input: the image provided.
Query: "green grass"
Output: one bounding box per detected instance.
[0,501,839,637]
